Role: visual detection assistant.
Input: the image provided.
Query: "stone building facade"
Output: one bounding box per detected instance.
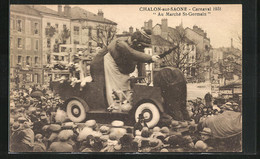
[70,7,117,52]
[10,5,43,88]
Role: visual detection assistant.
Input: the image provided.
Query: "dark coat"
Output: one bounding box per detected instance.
[154,67,190,121]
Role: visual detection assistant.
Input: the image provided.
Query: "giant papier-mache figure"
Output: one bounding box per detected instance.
[90,29,190,121]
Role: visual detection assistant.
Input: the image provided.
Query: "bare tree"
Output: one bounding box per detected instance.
[162,26,197,73]
[90,24,117,48]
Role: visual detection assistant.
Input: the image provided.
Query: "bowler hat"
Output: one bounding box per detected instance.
[18,117,27,123]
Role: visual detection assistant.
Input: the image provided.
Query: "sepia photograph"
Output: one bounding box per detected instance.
[9,4,242,153]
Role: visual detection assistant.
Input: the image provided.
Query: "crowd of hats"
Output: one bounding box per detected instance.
[187,97,241,124]
[9,87,240,152]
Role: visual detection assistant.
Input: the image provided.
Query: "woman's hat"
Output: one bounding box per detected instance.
[200,128,212,136]
[109,133,118,141]
[160,127,170,134]
[48,132,58,142]
[49,124,62,132]
[153,126,161,132]
[111,120,124,127]
[233,103,239,106]
[58,130,74,141]
[99,126,110,135]
[225,102,232,106]
[160,148,169,152]
[62,122,77,129]
[35,134,43,140]
[23,121,33,128]
[42,125,50,131]
[12,122,21,132]
[85,120,97,128]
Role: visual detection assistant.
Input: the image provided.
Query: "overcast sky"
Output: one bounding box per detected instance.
[44,4,242,49]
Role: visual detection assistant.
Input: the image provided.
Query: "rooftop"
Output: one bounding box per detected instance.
[185,27,210,41]
[153,24,194,44]
[33,5,70,19]
[10,5,42,17]
[151,35,172,46]
[70,7,117,25]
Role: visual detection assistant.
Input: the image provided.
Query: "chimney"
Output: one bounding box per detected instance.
[148,19,153,31]
[129,26,133,34]
[64,5,71,17]
[97,9,104,17]
[161,18,168,33]
[144,21,148,30]
[231,38,233,48]
[58,5,62,16]
[161,19,168,39]
[193,25,198,30]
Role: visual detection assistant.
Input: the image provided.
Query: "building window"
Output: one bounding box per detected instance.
[191,45,194,51]
[154,47,157,52]
[88,27,92,36]
[47,55,51,64]
[26,38,31,50]
[97,29,100,37]
[108,31,111,38]
[17,38,23,48]
[53,39,59,52]
[10,18,14,30]
[18,56,22,65]
[34,39,39,51]
[89,42,92,47]
[35,56,39,65]
[26,56,31,66]
[10,37,13,48]
[47,38,51,48]
[25,20,31,34]
[55,24,59,33]
[34,74,39,83]
[17,19,22,32]
[34,23,39,34]
[160,47,163,53]
[74,40,79,44]
[205,45,209,50]
[61,47,66,52]
[74,26,79,35]
[60,56,64,61]
[54,55,59,61]
[10,55,13,67]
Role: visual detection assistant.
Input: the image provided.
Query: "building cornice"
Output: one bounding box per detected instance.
[10,12,41,20]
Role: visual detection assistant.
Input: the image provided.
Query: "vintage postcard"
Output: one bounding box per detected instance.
[9,4,242,153]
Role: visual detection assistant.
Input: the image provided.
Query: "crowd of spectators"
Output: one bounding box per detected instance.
[9,86,242,152]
